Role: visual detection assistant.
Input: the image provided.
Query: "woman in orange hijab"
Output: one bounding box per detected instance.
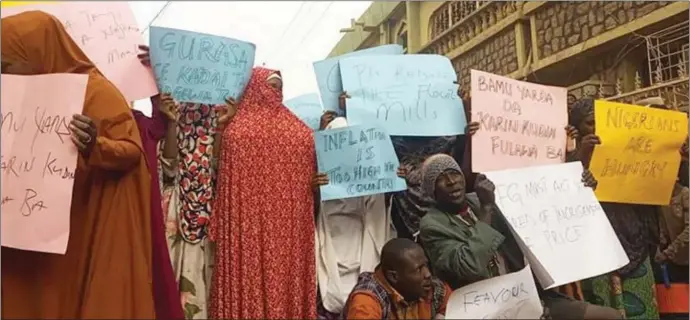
[1,11,156,319]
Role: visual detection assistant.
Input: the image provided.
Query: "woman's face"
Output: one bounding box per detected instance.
[267,77,282,92]
[577,113,595,137]
[1,56,35,75]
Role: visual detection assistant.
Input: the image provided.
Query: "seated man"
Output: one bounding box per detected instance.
[342,238,451,320]
[418,154,622,320]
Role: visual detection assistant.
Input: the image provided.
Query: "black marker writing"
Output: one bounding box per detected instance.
[20,188,47,217]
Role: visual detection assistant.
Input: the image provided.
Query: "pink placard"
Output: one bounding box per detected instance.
[470,70,568,172]
[1,74,88,254]
[2,2,159,102]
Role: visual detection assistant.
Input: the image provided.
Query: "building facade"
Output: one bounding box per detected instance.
[328,1,689,110]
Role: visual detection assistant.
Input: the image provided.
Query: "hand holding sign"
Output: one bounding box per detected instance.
[1,73,88,254]
[69,114,97,155]
[137,44,151,67]
[484,162,629,289]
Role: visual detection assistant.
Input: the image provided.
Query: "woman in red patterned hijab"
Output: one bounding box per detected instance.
[210,67,317,319]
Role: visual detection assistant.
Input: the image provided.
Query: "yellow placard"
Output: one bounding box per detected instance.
[1,1,55,8]
[590,100,688,205]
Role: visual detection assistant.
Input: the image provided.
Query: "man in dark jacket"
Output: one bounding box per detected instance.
[417,154,621,320]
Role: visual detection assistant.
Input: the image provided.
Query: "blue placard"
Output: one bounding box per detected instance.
[315,124,407,201]
[283,93,323,131]
[313,44,403,112]
[340,54,467,137]
[149,26,256,104]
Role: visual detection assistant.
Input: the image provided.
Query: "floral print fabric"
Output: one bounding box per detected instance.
[210,67,317,319]
[176,103,222,243]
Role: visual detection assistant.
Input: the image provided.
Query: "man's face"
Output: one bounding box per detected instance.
[391,247,432,301]
[434,169,466,206]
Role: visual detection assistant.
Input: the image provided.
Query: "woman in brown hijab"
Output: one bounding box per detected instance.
[1,11,156,319]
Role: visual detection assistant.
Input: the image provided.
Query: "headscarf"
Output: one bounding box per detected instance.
[1,11,156,318]
[420,154,463,200]
[2,10,93,74]
[568,97,594,128]
[266,72,282,82]
[233,67,283,113]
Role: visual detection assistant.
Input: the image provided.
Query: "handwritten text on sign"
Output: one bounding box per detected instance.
[1,74,87,255]
[470,70,568,172]
[313,44,403,112]
[590,100,688,205]
[341,54,466,136]
[315,125,407,200]
[446,265,542,319]
[149,26,256,105]
[283,93,323,131]
[2,2,159,101]
[484,162,628,289]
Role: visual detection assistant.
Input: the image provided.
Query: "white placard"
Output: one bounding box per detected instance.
[484,162,629,289]
[446,265,542,319]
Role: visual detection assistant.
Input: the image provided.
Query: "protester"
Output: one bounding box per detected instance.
[337,90,476,241]
[341,238,452,320]
[132,93,185,320]
[569,98,660,319]
[210,67,317,319]
[157,99,231,319]
[1,11,155,318]
[312,116,392,319]
[460,94,586,301]
[418,153,622,319]
[637,97,690,320]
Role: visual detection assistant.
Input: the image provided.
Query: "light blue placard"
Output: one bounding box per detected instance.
[313,44,403,113]
[340,54,467,137]
[315,124,407,201]
[149,26,256,104]
[283,93,323,131]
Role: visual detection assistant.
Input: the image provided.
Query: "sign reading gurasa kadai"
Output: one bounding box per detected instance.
[1,74,88,254]
[470,70,568,172]
[589,100,688,205]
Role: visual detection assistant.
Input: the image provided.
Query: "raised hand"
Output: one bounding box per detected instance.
[581,169,598,190]
[159,93,178,122]
[465,121,480,136]
[312,172,329,191]
[70,114,97,155]
[338,91,350,111]
[217,97,238,130]
[137,45,150,67]
[319,111,338,131]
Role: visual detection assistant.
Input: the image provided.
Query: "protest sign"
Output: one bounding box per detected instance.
[446,265,542,319]
[149,26,256,105]
[1,74,88,254]
[2,2,159,102]
[484,162,629,289]
[590,100,688,205]
[313,44,403,112]
[314,125,407,200]
[470,69,568,172]
[283,93,323,131]
[340,54,466,136]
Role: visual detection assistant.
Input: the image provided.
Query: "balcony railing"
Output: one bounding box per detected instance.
[421,1,521,55]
